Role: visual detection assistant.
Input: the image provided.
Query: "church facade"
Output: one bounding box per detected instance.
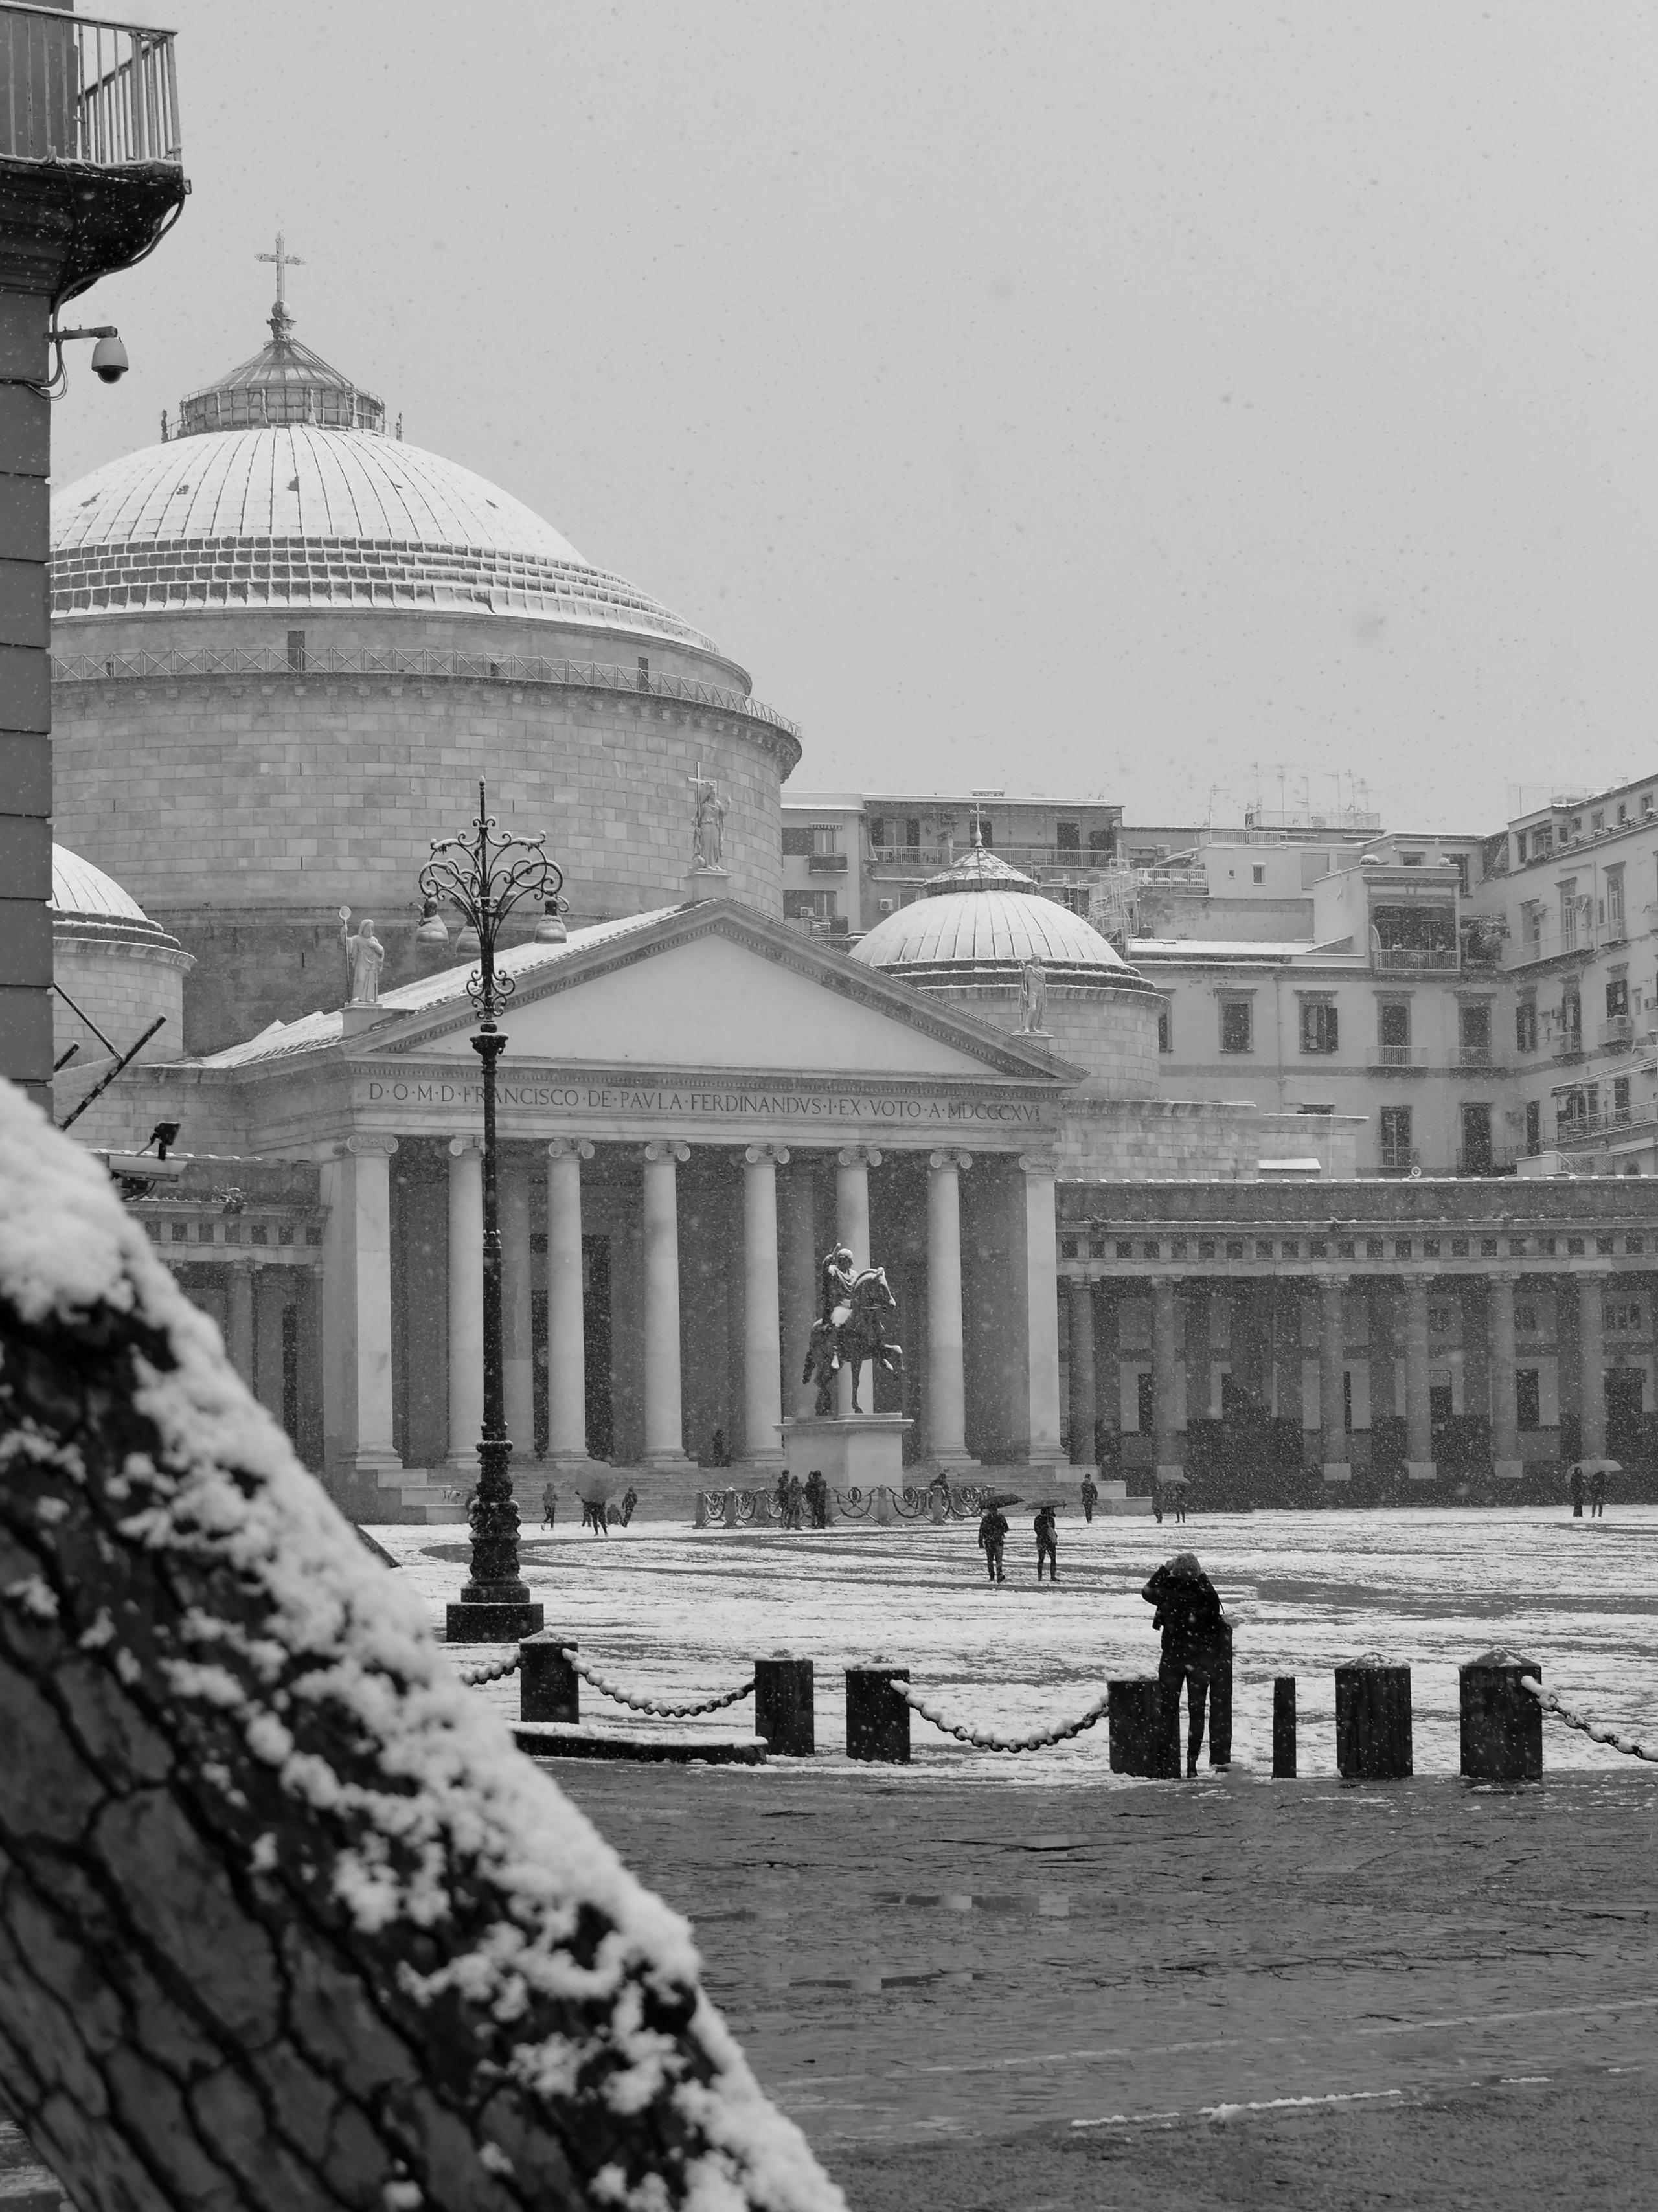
[50,284,1658,1518]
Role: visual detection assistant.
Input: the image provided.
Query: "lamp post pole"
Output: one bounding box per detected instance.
[420,780,564,1643]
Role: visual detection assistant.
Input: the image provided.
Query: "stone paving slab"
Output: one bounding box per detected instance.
[551,1762,1658,2204]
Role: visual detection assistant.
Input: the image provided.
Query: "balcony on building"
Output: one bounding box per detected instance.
[1377,1139,1420,1176]
[1368,1043,1429,1072]
[1600,1015,1635,1052]
[0,5,185,299]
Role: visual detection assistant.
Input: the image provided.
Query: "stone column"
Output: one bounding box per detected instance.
[253,1267,286,1426]
[1067,1277,1097,1464]
[1320,1276,1351,1484]
[1403,1275,1434,1479]
[225,1263,255,1388]
[835,1146,881,1414]
[1151,1274,1180,1483]
[741,1144,788,1470]
[926,1148,973,1467]
[1578,1272,1608,1458]
[446,1136,484,1469]
[545,1139,594,1467]
[1489,1270,1521,1481]
[779,1160,821,1419]
[642,1140,692,1467]
[319,1134,402,1489]
[501,1158,535,1462]
[1019,1156,1065,1471]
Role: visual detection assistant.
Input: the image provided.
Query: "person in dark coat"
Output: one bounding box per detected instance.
[1569,1463,1585,1518]
[1034,1504,1058,1581]
[1080,1474,1098,1525]
[977,1504,1008,1585]
[1589,1467,1607,1518]
[805,1469,828,1528]
[541,1482,557,1529]
[619,1485,639,1527]
[1142,1552,1227,1777]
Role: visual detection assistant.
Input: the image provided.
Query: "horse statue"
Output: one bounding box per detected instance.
[802,1265,903,1414]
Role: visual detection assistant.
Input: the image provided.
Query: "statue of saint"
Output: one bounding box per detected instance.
[341,910,385,1006]
[689,769,728,872]
[1018,956,1047,1033]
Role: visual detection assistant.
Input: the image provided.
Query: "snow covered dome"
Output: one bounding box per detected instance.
[51,299,719,651]
[51,842,179,949]
[852,842,1139,988]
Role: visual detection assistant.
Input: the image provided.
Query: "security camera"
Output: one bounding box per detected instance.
[91,332,129,383]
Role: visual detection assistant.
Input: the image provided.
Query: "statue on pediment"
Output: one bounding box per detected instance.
[341,909,385,1006]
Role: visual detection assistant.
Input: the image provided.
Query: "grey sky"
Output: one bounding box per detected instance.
[57,2,1658,833]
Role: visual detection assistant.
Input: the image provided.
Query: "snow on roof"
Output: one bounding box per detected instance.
[1128,938,1351,962]
[0,1081,842,2211]
[201,907,680,1068]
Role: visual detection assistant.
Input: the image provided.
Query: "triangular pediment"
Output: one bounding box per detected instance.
[370,904,1073,1084]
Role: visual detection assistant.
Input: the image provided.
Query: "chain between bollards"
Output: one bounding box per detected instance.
[1519,1675,1658,1763]
[891,1679,1111,1754]
[454,1649,523,1687]
[562,1647,755,1719]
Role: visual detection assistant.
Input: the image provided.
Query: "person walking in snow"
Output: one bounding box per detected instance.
[1034,1504,1058,1582]
[978,1503,1008,1585]
[1142,1552,1228,1778]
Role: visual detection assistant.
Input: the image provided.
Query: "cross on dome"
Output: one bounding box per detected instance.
[256,231,306,341]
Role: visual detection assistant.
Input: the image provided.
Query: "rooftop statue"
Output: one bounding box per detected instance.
[341,908,385,1006]
[1018,956,1048,1033]
[689,766,728,872]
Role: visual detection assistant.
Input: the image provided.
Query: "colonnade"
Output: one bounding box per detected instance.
[322,1133,1063,1482]
[1060,1268,1627,1482]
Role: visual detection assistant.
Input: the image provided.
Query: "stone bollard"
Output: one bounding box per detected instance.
[1335,1654,1413,1780]
[755,1655,815,1756]
[1460,1649,1543,1782]
[1272,1676,1298,1779]
[929,1488,948,1524]
[872,1486,894,1525]
[846,1665,910,1762]
[1209,1621,1234,1768]
[1107,1678,1180,1778]
[693,1492,710,1529]
[722,1488,739,1529]
[519,1631,580,1724]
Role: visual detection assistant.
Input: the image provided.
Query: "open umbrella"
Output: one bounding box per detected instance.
[1154,1469,1191,1488]
[1572,1458,1622,1477]
[984,1490,1023,1509]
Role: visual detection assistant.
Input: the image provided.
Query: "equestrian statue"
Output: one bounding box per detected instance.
[803,1242,904,1415]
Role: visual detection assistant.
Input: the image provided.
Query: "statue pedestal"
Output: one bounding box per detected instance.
[341,1003,393,1039]
[685,864,731,902]
[782,1414,911,1494]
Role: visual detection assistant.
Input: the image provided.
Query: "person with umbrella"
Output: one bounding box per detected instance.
[978,1496,1012,1585]
[1033,1502,1059,1582]
[1590,1463,1608,1517]
[1142,1551,1228,1778]
[1569,1463,1585,1518]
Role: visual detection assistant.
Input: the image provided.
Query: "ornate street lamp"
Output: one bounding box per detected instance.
[419,780,565,1642]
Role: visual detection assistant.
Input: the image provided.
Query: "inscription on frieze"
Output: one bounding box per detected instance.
[359,1078,1045,1125]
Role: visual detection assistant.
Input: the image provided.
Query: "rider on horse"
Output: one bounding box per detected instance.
[821,1244,856,1330]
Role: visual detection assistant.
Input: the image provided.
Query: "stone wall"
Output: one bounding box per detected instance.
[910,980,1164,1098]
[51,933,190,1070]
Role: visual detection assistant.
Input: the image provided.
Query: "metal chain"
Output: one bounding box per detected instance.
[562,1649,755,1719]
[891,1679,1111,1755]
[1520,1675,1658,1764]
[454,1651,523,1688]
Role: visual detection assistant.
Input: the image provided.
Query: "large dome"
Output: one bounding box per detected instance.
[51,425,720,650]
[51,842,178,947]
[852,842,1139,988]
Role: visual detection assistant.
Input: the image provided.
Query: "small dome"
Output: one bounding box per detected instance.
[51,844,181,949]
[852,842,1142,987]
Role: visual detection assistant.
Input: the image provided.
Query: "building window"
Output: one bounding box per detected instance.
[1614,1074,1631,1122]
[1592,811,1605,833]
[1607,973,1630,1018]
[1560,879,1579,950]
[1460,1102,1493,1173]
[1516,1370,1541,1430]
[1607,867,1626,937]
[1402,852,1424,866]
[1380,1104,1413,1170]
[637,654,650,690]
[286,628,306,672]
[1299,998,1339,1054]
[1516,831,1528,864]
[782,826,814,857]
[868,817,887,848]
[1377,999,1411,1063]
[1252,864,1266,885]
[1219,999,1253,1054]
[1459,1000,1492,1057]
[1525,1100,1541,1155]
[1516,995,1538,1053]
[1157,1004,1172,1054]
[1618,803,1629,825]
[1088,826,1115,856]
[1056,821,1080,851]
[904,817,922,850]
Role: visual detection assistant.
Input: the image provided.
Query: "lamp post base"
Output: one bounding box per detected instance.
[447,1598,545,1644]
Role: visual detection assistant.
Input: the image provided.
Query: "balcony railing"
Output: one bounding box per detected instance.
[1555,1107,1644,1147]
[1552,1031,1585,1062]
[1368,1044,1428,1070]
[1456,1041,1495,1069]
[1,4,181,166]
[808,850,848,874]
[1600,1015,1635,1050]
[1372,943,1458,973]
[1456,1148,1516,1177]
[867,841,1121,876]
[1377,1142,1420,1175]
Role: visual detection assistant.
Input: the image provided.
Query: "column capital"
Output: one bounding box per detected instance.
[1017,1153,1058,1177]
[743,1143,789,1166]
[928,1147,973,1173]
[446,1134,482,1158]
[1319,1271,1352,1292]
[343,1132,399,1158]
[643,1139,690,1164]
[547,1138,595,1161]
[1487,1267,1521,1288]
[837,1144,882,1168]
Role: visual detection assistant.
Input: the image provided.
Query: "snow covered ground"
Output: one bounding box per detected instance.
[376,1507,1658,1781]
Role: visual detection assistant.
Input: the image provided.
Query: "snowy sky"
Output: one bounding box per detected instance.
[55,2,1658,833]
